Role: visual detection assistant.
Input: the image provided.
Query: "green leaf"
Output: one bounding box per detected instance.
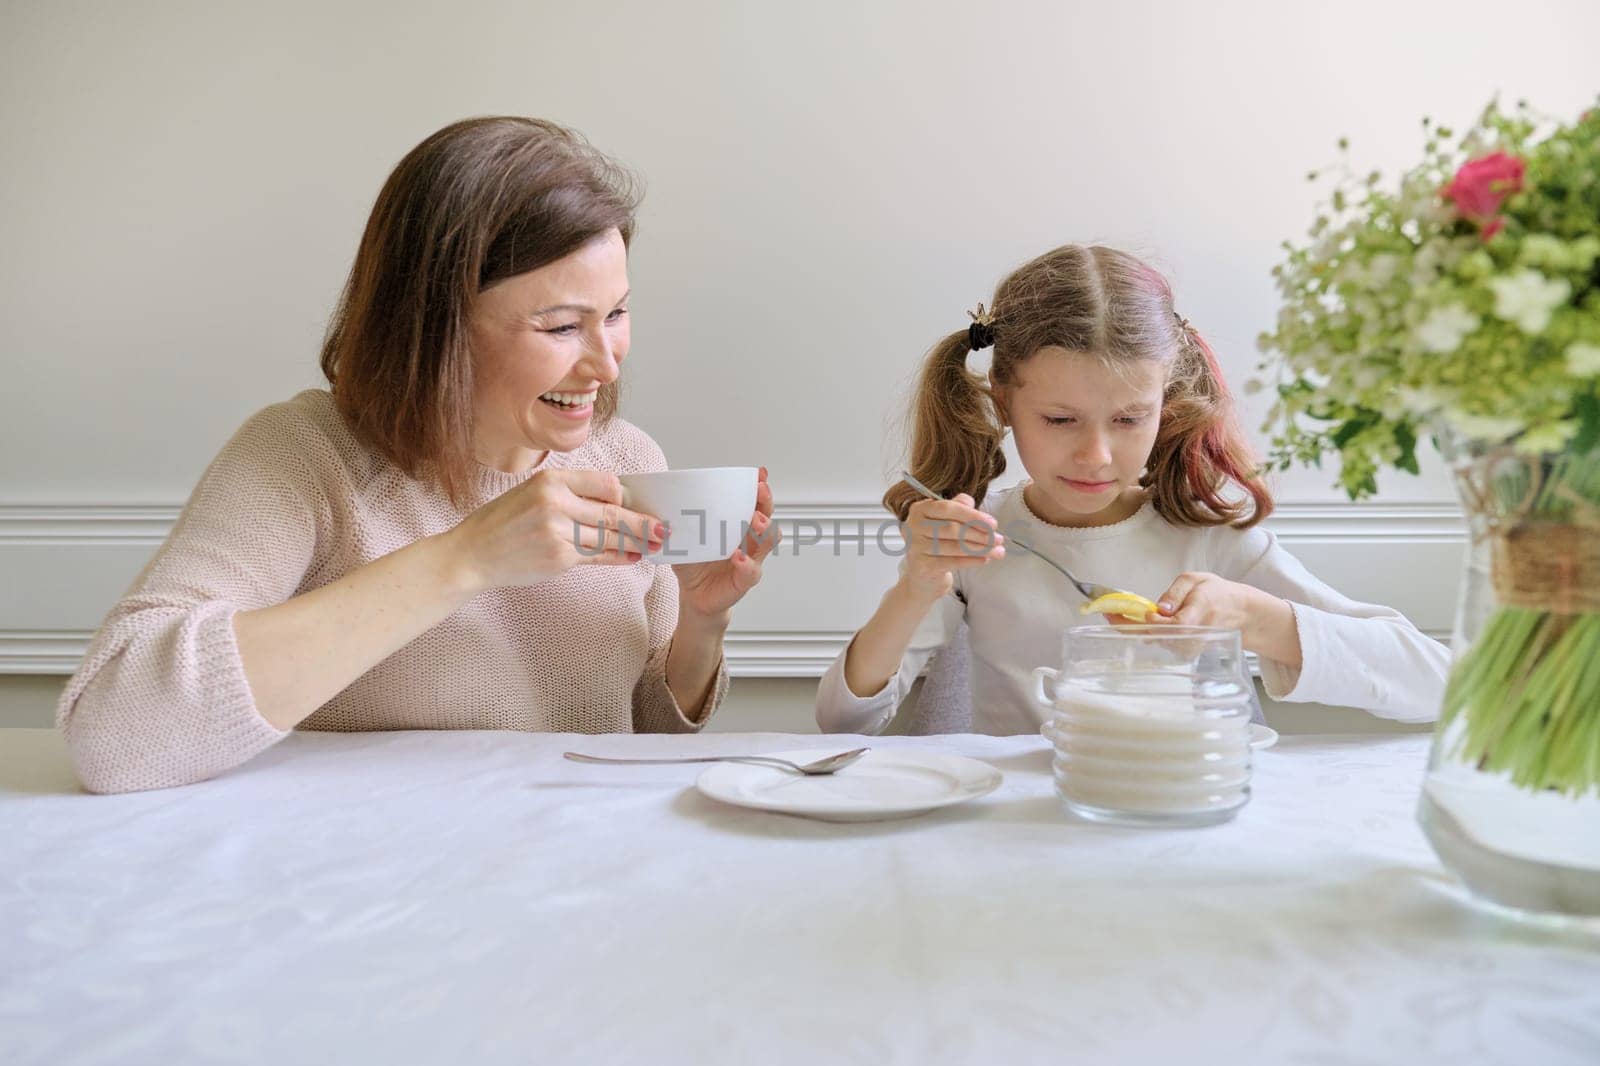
[1331,412,1377,448]
[1395,423,1420,475]
[1574,391,1600,453]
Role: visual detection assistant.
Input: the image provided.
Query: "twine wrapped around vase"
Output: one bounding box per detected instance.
[1456,447,1600,617]
[1491,522,1600,615]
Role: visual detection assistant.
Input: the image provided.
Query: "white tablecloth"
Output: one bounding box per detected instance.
[2,728,1597,1066]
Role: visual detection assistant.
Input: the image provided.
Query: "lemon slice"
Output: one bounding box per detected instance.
[1080,591,1161,622]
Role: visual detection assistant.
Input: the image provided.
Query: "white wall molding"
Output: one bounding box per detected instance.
[0,505,182,547]
[0,499,1469,542]
[721,631,858,677]
[0,500,1467,677]
[0,631,90,675]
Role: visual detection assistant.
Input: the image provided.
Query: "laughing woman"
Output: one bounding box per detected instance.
[59,117,779,793]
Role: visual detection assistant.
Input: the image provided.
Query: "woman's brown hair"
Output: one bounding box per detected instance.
[884,244,1273,529]
[320,116,641,506]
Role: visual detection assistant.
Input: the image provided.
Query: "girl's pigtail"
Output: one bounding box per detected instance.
[883,331,1007,521]
[1145,322,1273,529]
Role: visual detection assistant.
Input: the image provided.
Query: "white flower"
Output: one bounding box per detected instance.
[1445,409,1526,443]
[1518,234,1567,269]
[1419,201,1457,227]
[1515,421,1578,454]
[1367,253,1400,286]
[1488,269,1572,334]
[1409,243,1449,289]
[1565,342,1600,377]
[1396,386,1443,417]
[1414,304,1480,353]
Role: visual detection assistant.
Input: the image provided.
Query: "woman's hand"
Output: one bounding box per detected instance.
[446,468,664,593]
[895,493,1005,602]
[673,467,781,622]
[1150,571,1302,666]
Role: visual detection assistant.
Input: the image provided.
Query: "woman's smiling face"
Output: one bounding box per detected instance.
[468,228,631,473]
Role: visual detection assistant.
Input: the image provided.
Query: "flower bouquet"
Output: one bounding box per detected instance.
[1257,99,1600,917]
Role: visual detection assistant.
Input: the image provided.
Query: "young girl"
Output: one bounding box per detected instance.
[816,244,1450,736]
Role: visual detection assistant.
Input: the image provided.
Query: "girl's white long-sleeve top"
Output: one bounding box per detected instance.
[816,486,1450,735]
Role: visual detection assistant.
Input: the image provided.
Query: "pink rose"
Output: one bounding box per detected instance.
[1444,152,1525,220]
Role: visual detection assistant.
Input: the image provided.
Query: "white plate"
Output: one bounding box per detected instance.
[695,749,1003,823]
[1250,724,1279,750]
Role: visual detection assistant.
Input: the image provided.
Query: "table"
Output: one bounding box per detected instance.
[3,728,1598,1065]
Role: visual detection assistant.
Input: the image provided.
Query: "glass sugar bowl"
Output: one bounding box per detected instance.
[1033,625,1255,828]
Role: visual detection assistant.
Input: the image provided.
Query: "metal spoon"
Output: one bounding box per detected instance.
[562,747,871,776]
[897,471,1127,603]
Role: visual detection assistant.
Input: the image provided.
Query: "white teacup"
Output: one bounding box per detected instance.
[617,467,760,565]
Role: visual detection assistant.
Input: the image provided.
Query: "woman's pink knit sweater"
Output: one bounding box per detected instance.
[58,390,724,793]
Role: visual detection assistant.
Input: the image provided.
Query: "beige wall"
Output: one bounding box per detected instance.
[7,0,1593,504]
[1,677,67,729]
[3,2,1590,723]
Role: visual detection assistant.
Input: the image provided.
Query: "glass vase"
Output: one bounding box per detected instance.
[1417,435,1600,920]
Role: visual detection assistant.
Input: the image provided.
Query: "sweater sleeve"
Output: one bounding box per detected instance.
[1217,526,1450,723]
[630,563,726,733]
[815,564,966,735]
[56,405,328,792]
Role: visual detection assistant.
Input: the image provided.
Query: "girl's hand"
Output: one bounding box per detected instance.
[896,493,1005,602]
[447,468,664,592]
[1151,571,1297,661]
[673,467,782,622]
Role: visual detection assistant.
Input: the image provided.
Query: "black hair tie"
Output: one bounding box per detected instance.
[966,303,996,350]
